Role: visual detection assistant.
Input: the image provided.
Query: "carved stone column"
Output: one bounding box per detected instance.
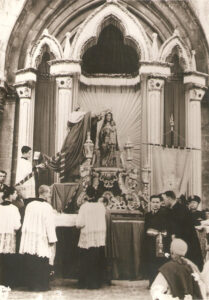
[185,86,206,197]
[16,84,34,158]
[147,78,165,145]
[139,62,170,195]
[49,59,81,152]
[184,72,207,197]
[15,68,37,163]
[56,76,73,151]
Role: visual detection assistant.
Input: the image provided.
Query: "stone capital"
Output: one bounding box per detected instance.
[188,88,205,102]
[56,76,72,89]
[16,85,32,99]
[148,78,164,91]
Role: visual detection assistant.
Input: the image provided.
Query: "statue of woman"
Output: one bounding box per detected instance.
[99,111,119,167]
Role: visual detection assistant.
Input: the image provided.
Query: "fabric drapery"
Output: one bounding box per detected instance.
[152,146,192,196]
[79,84,141,172]
[33,70,56,186]
[46,112,92,181]
[164,76,185,147]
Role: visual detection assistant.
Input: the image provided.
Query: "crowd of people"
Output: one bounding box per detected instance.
[145,192,209,299]
[1,156,209,298]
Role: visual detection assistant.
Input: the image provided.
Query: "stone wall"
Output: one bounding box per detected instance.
[201,92,209,209]
[0,0,25,78]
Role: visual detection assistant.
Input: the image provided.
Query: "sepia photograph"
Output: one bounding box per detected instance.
[0,0,209,299]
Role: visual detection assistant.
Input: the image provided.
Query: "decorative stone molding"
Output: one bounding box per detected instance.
[16,86,32,99]
[148,78,164,91]
[0,80,17,116]
[106,0,118,3]
[15,68,37,85]
[80,74,140,86]
[139,62,171,78]
[159,30,192,71]
[151,33,159,61]
[184,71,208,87]
[63,32,71,59]
[25,30,63,68]
[70,1,151,60]
[49,59,81,76]
[0,88,6,115]
[56,77,72,89]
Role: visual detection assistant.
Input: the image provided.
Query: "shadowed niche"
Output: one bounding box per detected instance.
[82,24,139,75]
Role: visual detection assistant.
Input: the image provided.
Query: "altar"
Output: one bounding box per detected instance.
[53,209,145,280]
[52,183,146,279]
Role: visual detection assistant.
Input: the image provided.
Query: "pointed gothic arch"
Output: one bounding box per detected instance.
[25,30,63,69]
[70,2,151,61]
[159,31,192,71]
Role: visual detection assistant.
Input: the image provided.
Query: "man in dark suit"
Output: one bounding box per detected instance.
[188,195,206,226]
[0,170,9,203]
[144,194,170,286]
[162,190,203,271]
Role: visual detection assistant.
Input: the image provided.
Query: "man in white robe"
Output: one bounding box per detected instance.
[0,187,21,287]
[16,146,36,198]
[19,185,57,291]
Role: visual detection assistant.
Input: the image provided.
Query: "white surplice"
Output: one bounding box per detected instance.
[19,200,57,260]
[16,157,35,198]
[0,204,21,253]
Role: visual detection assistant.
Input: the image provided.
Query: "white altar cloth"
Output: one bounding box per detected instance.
[54,212,78,227]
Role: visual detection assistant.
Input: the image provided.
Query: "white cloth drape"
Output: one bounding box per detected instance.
[76,202,106,249]
[152,146,192,196]
[0,204,21,253]
[20,201,57,259]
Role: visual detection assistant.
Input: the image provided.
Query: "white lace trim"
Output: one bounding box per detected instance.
[19,231,52,259]
[78,230,106,249]
[0,233,16,254]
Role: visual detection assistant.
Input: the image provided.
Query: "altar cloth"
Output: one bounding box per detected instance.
[54,212,77,227]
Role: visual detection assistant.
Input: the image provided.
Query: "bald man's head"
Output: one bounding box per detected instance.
[38,185,51,203]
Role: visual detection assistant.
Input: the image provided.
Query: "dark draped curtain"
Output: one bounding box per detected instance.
[164,54,185,147]
[33,50,56,186]
[82,24,139,75]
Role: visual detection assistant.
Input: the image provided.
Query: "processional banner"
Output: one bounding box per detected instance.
[152,146,192,196]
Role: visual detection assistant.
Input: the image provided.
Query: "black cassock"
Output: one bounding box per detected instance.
[144,207,170,285]
[168,201,203,271]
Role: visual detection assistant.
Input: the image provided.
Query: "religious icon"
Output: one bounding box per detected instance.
[98,111,119,167]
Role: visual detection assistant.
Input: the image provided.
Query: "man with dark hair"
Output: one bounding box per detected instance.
[188,195,205,226]
[15,145,36,198]
[162,190,203,271]
[0,170,9,203]
[144,194,170,287]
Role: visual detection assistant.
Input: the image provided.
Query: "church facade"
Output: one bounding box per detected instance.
[0,0,209,206]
